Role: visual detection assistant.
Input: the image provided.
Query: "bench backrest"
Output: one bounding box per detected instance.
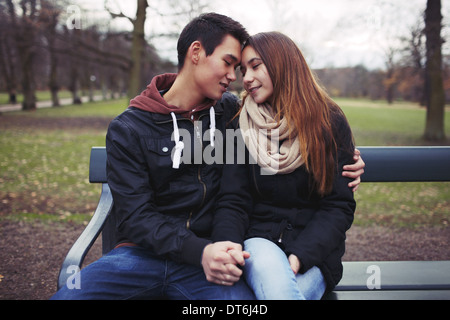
[89,146,450,184]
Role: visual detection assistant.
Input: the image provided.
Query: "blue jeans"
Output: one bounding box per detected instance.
[244,238,326,300]
[51,246,255,300]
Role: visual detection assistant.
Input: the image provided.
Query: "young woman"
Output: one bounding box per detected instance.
[212,32,357,299]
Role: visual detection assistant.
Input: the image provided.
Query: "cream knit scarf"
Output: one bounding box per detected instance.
[239,96,304,175]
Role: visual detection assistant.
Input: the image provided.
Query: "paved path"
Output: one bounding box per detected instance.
[0,95,104,113]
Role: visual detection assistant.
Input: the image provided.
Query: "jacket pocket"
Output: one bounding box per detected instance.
[145,136,176,156]
[143,137,178,184]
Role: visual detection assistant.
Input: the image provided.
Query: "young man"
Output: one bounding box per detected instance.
[52,13,364,300]
[52,13,255,300]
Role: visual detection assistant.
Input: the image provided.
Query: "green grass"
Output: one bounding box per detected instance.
[0,97,449,228]
[354,182,449,228]
[0,90,103,105]
[0,98,128,221]
[6,98,128,118]
[336,97,450,146]
[335,98,450,228]
[0,127,107,217]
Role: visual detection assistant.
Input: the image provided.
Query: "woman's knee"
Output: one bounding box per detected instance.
[244,238,286,262]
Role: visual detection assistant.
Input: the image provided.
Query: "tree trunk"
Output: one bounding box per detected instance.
[19,46,37,111]
[47,17,61,107]
[128,0,148,99]
[6,0,38,111]
[0,32,18,105]
[48,43,60,107]
[424,0,446,141]
[67,28,82,105]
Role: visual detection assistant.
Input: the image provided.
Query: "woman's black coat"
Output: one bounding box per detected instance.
[212,111,356,293]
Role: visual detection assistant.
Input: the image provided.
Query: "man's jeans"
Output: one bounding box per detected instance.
[51,246,255,300]
[244,237,326,300]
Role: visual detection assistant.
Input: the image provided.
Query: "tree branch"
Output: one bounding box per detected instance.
[104,0,134,24]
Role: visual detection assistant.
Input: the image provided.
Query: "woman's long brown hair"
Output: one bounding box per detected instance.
[242,32,353,195]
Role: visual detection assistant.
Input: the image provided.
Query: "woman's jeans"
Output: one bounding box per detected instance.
[51,246,255,300]
[244,238,326,300]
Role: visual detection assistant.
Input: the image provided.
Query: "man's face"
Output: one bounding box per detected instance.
[194,35,242,101]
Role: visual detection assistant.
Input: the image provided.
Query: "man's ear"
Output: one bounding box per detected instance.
[189,41,202,65]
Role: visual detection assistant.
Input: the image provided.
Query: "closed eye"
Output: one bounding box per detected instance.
[252,63,261,70]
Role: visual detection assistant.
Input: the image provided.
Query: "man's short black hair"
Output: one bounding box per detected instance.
[177,13,249,70]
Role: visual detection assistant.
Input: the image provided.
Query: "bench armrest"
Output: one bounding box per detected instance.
[57,183,113,290]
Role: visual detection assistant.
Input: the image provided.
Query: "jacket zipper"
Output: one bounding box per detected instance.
[186,114,208,230]
[187,166,207,230]
[278,231,284,244]
[151,111,216,230]
[252,165,263,198]
[186,211,193,229]
[278,223,292,244]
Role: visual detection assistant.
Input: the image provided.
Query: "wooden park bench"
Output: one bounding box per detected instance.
[57,146,450,300]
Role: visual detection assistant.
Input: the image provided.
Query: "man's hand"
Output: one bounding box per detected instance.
[201,242,249,286]
[343,148,365,192]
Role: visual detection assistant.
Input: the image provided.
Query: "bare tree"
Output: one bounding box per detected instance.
[0,3,18,104]
[384,47,400,104]
[40,0,64,107]
[105,0,211,98]
[6,0,41,110]
[265,0,295,32]
[105,0,148,99]
[424,0,446,141]
[399,20,427,105]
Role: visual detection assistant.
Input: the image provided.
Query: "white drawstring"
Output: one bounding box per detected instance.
[170,107,215,169]
[210,107,216,148]
[171,112,184,169]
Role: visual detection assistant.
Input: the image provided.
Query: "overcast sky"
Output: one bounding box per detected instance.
[77,0,450,70]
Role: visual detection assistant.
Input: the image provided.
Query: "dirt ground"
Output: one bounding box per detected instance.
[0,219,449,300]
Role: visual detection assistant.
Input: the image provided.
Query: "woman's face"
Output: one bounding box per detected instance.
[240,46,274,104]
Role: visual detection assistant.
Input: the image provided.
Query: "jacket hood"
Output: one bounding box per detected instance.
[129,73,218,170]
[129,73,215,115]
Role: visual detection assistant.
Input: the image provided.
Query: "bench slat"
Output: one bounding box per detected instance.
[358,146,450,182]
[325,290,450,300]
[88,146,450,183]
[336,261,450,291]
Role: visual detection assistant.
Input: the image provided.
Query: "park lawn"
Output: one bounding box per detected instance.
[0,129,105,222]
[336,98,450,227]
[4,97,128,118]
[0,90,72,105]
[0,90,104,105]
[336,97,450,146]
[0,97,449,228]
[0,98,128,223]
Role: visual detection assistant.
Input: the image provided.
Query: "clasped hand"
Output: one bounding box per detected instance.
[201,241,303,286]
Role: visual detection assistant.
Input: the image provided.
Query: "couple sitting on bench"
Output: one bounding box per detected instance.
[52,13,365,300]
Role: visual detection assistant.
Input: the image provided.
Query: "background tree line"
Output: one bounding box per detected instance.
[0,0,447,141]
[0,0,177,110]
[317,0,450,141]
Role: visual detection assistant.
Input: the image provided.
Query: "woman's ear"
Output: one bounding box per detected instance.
[189,41,202,65]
